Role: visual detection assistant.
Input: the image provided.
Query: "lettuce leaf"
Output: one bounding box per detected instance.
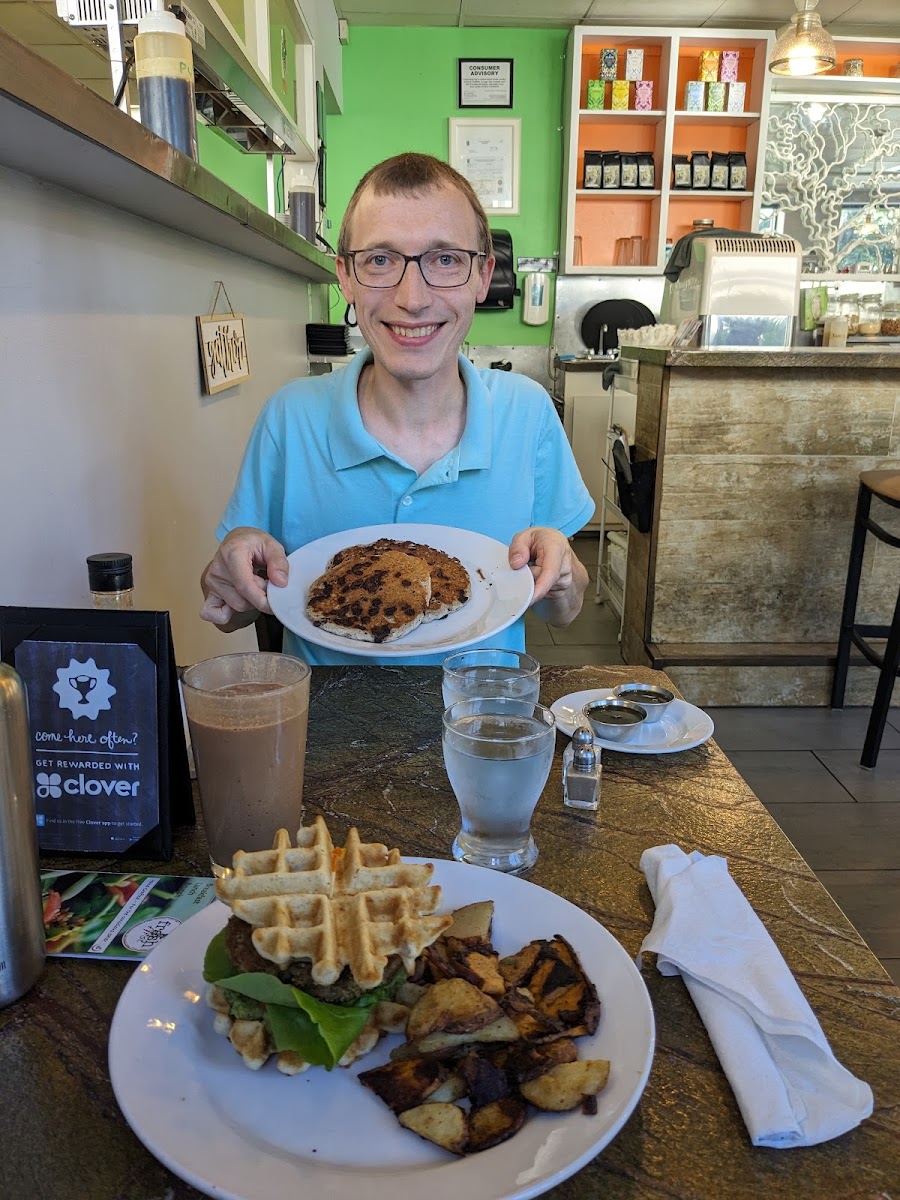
[202,929,405,1069]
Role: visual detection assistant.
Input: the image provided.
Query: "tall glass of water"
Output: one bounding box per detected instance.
[442,649,540,709]
[442,696,556,874]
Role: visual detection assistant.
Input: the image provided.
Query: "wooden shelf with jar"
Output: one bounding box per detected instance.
[561,25,775,275]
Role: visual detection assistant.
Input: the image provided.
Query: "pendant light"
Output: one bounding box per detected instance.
[768,0,836,76]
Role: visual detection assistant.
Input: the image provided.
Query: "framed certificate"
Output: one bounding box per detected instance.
[449,117,521,215]
[458,58,513,108]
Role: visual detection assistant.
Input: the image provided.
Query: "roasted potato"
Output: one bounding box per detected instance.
[393,1014,521,1060]
[467,1097,527,1153]
[442,900,494,945]
[359,1055,446,1114]
[406,977,503,1041]
[399,1102,468,1155]
[519,1059,610,1112]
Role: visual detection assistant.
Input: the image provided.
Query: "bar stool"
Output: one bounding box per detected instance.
[831,470,900,768]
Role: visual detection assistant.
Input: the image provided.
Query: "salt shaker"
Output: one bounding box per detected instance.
[0,664,46,1007]
[563,727,602,811]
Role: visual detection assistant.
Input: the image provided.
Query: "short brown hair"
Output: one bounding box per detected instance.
[337,152,493,260]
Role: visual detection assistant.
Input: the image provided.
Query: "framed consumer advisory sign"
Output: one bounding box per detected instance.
[0,607,193,860]
[458,58,513,108]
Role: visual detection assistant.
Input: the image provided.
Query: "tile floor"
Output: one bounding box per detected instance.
[526,535,900,985]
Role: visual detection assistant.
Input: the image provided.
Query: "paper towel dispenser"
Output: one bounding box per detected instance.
[477,230,518,311]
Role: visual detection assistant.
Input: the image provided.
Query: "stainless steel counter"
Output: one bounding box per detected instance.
[0,29,336,284]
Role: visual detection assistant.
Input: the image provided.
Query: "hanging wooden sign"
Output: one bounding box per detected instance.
[197,280,251,394]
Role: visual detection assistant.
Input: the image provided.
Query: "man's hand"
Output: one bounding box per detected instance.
[508,527,589,627]
[200,527,289,631]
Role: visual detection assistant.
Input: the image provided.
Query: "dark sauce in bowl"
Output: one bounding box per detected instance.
[621,689,668,704]
[587,706,644,725]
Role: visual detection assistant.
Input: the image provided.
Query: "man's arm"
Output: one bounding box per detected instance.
[508,527,589,627]
[200,527,289,631]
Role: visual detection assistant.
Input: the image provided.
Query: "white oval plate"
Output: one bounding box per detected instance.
[109,859,655,1200]
[267,523,534,658]
[551,690,715,754]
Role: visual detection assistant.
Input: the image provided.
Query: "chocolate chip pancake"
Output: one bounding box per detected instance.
[306,549,431,643]
[330,539,470,623]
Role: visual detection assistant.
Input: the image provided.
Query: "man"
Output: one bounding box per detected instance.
[201,152,594,664]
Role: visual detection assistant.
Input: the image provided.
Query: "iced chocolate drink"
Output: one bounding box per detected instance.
[181,654,311,874]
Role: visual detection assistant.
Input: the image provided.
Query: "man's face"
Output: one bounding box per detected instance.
[336,184,495,386]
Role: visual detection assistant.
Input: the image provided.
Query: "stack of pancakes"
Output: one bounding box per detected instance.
[306,538,471,643]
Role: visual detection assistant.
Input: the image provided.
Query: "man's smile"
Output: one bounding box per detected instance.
[386,323,442,340]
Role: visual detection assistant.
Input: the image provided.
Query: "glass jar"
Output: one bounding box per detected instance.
[858,295,882,336]
[880,303,900,337]
[841,293,860,336]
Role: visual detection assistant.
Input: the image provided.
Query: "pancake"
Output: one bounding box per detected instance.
[306,549,431,642]
[330,538,470,623]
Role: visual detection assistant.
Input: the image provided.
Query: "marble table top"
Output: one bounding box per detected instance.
[2,665,897,1199]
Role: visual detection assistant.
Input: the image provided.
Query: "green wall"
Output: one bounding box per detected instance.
[325,27,567,345]
[197,123,283,213]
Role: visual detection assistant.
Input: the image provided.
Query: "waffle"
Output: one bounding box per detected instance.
[215,817,453,990]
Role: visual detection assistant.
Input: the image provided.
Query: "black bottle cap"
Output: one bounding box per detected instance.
[87,552,133,592]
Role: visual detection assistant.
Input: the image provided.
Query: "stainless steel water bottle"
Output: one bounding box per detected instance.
[0,664,46,1007]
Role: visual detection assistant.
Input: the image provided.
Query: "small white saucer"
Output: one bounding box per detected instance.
[551,689,715,755]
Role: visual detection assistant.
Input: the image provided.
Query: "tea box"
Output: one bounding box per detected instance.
[698,49,720,82]
[634,79,654,110]
[611,79,630,110]
[586,79,605,109]
[684,80,705,111]
[726,81,746,112]
[719,50,740,82]
[624,48,644,80]
[706,81,726,112]
[599,48,618,80]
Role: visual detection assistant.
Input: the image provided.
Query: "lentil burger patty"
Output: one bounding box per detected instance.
[224,915,402,1004]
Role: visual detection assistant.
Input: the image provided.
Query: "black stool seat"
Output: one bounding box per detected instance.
[831,470,900,768]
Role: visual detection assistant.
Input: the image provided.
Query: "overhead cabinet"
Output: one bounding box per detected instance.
[561,26,776,274]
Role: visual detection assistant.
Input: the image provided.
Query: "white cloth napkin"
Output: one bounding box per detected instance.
[639,844,873,1148]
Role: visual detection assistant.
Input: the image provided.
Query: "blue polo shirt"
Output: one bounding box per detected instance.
[217,352,594,664]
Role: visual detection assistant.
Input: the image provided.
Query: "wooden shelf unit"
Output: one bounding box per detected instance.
[562,26,775,275]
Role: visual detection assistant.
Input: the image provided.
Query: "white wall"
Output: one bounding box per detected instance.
[0,163,328,662]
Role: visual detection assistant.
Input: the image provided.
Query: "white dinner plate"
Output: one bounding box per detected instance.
[109,859,655,1200]
[267,523,534,658]
[551,690,715,754]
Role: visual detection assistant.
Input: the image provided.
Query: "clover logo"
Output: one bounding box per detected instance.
[36,772,62,799]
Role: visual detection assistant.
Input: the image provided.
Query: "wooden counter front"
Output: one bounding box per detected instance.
[619,347,900,705]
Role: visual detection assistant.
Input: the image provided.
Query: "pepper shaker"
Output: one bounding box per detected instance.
[563,727,602,811]
[0,664,46,1007]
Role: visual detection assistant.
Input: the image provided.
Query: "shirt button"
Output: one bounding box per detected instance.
[401,496,412,507]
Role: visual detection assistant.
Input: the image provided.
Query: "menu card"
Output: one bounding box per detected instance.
[41,869,216,960]
[0,607,194,860]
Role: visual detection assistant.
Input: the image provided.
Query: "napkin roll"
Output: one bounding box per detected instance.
[639,845,873,1148]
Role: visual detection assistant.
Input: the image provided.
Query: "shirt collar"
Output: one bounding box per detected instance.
[327,350,493,472]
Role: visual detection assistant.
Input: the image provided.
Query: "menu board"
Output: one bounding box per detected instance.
[0,607,193,860]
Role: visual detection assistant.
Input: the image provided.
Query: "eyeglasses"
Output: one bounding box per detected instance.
[345,248,486,289]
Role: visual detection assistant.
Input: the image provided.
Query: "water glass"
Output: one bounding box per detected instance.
[181,652,310,876]
[441,649,540,709]
[442,697,556,874]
